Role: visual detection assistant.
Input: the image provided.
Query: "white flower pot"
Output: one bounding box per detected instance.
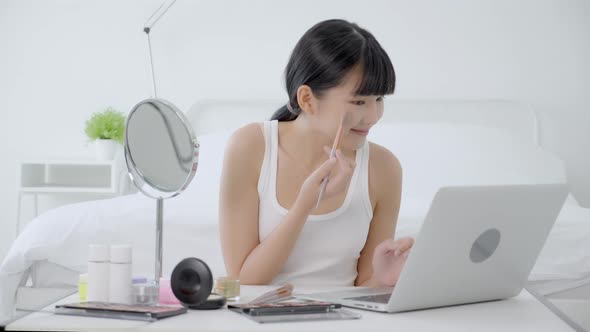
[94,139,118,161]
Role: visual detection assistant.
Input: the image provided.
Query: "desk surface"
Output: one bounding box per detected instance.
[5,286,573,332]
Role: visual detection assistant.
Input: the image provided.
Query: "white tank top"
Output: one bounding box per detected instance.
[257,120,373,286]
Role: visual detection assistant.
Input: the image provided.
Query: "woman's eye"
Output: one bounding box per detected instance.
[351,100,365,106]
[377,96,384,102]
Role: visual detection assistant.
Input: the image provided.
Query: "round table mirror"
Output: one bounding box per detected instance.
[125,98,198,199]
[124,98,199,294]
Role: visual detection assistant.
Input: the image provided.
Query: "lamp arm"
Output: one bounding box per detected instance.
[143,0,177,99]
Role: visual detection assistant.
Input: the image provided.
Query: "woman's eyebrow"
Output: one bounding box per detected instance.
[349,94,378,98]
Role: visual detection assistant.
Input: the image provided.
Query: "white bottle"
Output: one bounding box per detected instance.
[87,244,110,302]
[109,245,133,304]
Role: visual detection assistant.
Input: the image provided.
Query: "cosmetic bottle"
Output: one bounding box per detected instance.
[78,273,87,301]
[87,244,110,302]
[109,244,132,304]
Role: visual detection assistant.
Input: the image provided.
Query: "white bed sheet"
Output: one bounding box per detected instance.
[2,188,589,317]
[0,192,223,317]
[3,99,590,317]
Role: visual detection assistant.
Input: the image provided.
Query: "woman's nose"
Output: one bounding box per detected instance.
[363,102,382,126]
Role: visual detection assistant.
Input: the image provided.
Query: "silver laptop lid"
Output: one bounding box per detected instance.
[388,184,569,312]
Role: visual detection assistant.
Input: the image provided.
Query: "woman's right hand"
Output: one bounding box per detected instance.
[297,148,356,210]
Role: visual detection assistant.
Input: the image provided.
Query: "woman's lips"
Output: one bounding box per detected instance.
[351,128,369,136]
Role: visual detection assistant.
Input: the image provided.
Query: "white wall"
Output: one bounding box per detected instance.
[0,0,589,262]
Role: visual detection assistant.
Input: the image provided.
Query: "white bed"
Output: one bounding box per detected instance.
[2,99,590,318]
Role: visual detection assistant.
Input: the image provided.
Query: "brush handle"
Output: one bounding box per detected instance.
[248,284,293,304]
[316,114,346,209]
[316,148,337,208]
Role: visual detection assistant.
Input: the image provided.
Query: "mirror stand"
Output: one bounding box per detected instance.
[126,0,192,301]
[155,198,164,287]
[125,98,198,304]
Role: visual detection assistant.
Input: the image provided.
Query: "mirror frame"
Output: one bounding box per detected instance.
[124,98,199,199]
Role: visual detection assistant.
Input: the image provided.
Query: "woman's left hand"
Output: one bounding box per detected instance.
[371,237,415,286]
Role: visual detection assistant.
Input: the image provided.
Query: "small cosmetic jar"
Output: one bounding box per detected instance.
[214,277,240,301]
[132,282,159,306]
[159,277,181,305]
[78,273,88,301]
[133,276,147,284]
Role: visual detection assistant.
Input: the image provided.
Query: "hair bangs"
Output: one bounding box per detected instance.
[353,39,396,96]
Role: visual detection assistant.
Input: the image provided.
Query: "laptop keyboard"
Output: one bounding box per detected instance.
[344,293,391,304]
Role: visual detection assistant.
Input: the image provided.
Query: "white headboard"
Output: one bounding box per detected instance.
[186,99,538,145]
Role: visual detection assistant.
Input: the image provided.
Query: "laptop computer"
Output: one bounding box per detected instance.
[297,184,569,313]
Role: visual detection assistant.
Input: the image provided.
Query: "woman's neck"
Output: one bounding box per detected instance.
[278,117,346,172]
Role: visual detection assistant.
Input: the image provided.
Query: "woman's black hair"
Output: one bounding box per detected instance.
[271,19,396,122]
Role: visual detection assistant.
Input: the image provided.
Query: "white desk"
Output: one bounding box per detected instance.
[5,286,574,331]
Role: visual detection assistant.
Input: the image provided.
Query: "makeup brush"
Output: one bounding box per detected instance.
[248,284,294,305]
[315,113,350,209]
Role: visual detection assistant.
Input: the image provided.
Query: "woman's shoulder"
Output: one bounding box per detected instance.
[367,142,402,203]
[368,142,402,175]
[223,122,266,172]
[228,122,265,144]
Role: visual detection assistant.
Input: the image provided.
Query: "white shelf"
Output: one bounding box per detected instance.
[19,159,117,166]
[19,160,118,191]
[20,186,118,194]
[16,158,131,236]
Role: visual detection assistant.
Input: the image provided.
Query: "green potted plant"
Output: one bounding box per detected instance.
[85,107,126,160]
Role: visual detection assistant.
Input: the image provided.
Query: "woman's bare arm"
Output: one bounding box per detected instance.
[219,123,337,285]
[355,143,402,287]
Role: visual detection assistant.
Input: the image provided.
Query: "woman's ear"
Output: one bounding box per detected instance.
[296,85,317,115]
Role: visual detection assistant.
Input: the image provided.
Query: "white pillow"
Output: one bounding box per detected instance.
[168,129,233,221]
[177,122,568,223]
[368,122,567,203]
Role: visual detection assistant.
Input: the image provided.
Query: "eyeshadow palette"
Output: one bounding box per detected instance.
[55,301,187,321]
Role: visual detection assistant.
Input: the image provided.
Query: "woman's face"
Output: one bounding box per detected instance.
[313,66,385,151]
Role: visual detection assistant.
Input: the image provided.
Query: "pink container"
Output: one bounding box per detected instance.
[159,277,181,305]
